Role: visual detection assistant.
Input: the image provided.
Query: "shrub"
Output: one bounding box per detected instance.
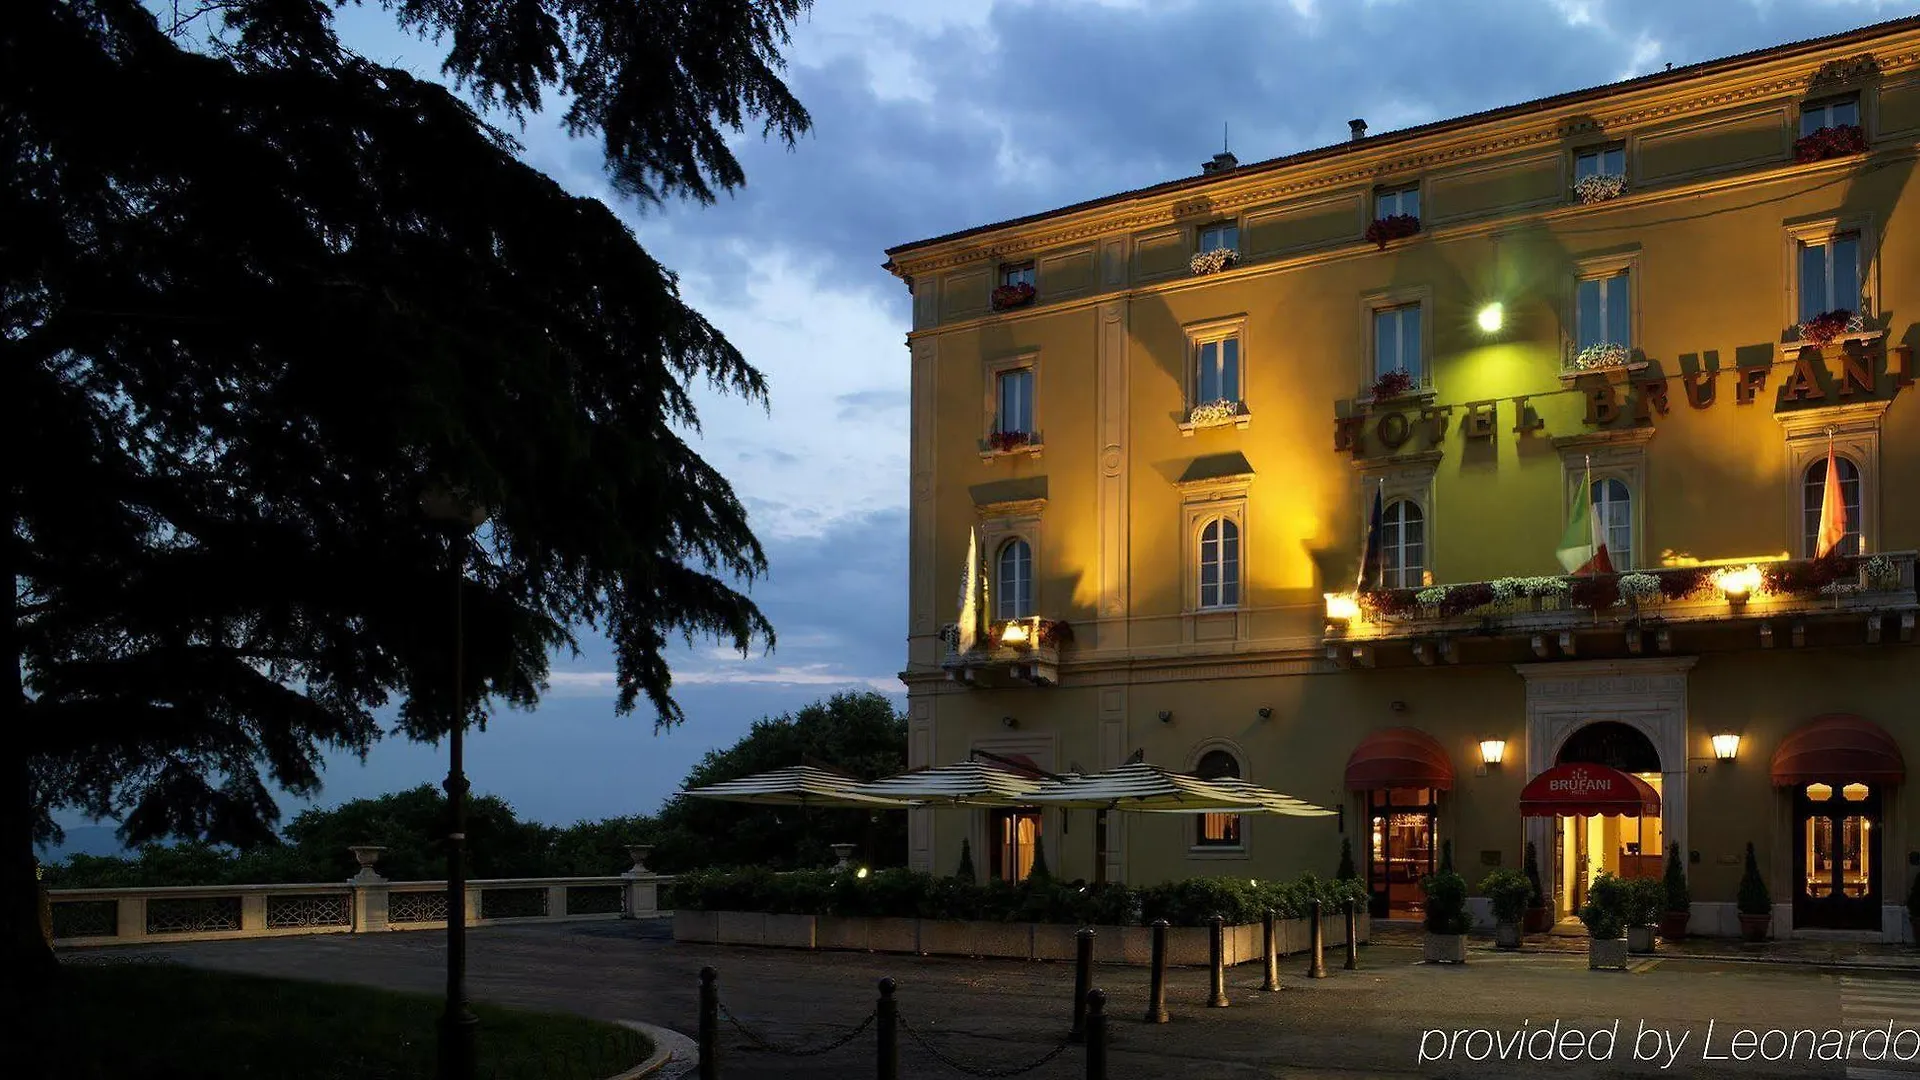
[954,839,975,884]
[1419,868,1470,935]
[1336,837,1357,882]
[1625,878,1666,928]
[1907,872,1920,918]
[1579,873,1629,939]
[1737,842,1771,916]
[1439,839,1455,874]
[1026,838,1052,885]
[1522,842,1546,908]
[1480,869,1532,925]
[1663,843,1690,914]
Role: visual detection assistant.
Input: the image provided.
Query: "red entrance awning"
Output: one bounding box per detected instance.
[1519,764,1659,817]
[1770,713,1906,788]
[1344,728,1455,791]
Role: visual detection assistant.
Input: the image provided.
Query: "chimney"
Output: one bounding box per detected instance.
[1201,151,1239,176]
[1349,118,1367,142]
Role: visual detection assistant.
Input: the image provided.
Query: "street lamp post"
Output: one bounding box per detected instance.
[422,487,486,1080]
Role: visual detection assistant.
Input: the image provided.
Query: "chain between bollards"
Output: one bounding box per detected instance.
[1344,897,1360,970]
[1144,919,1169,1024]
[1085,988,1109,1080]
[1069,927,1094,1043]
[1207,914,1229,1008]
[1306,899,1328,979]
[1260,907,1280,991]
[698,967,718,1080]
[877,977,898,1080]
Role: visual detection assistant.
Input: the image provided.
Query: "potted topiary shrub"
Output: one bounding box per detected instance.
[1625,878,1664,954]
[1660,843,1690,941]
[1420,843,1471,964]
[1481,868,1532,950]
[1522,841,1552,933]
[1337,836,1358,883]
[1579,872,1630,970]
[1737,842,1771,942]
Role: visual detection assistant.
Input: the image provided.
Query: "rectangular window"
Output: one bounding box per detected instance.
[1574,144,1626,180]
[1373,304,1423,382]
[1198,221,1239,253]
[999,262,1035,288]
[1801,95,1860,137]
[1376,186,1419,219]
[995,368,1033,434]
[1576,271,1632,351]
[1798,233,1861,321]
[1194,335,1241,405]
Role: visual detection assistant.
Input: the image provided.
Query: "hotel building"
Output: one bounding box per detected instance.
[885,17,1920,939]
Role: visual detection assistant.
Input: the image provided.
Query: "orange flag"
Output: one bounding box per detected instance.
[1815,440,1849,558]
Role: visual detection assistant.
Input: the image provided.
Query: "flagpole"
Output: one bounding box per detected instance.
[1583,454,1595,578]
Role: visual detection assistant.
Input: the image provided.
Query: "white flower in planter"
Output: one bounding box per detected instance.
[1186,398,1242,426]
[1521,576,1571,598]
[1864,554,1900,589]
[1819,579,1863,597]
[1573,342,1631,371]
[1573,173,1627,204]
[1416,585,1450,607]
[1489,578,1523,604]
[1619,573,1661,602]
[1189,247,1241,275]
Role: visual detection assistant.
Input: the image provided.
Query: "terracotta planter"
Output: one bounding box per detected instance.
[1659,910,1689,942]
[1626,926,1657,954]
[1494,922,1521,950]
[1524,906,1553,934]
[1423,932,1467,964]
[1738,913,1771,942]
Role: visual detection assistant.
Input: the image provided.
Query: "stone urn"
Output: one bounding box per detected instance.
[626,844,654,875]
[830,843,857,870]
[348,844,387,883]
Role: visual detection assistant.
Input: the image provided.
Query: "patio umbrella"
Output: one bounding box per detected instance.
[676,765,911,808]
[1135,776,1337,818]
[852,760,1047,807]
[1021,761,1272,811]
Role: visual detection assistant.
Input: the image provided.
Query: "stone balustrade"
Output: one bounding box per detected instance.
[46,844,672,948]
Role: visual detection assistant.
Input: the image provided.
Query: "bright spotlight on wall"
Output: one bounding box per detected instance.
[1476,303,1504,334]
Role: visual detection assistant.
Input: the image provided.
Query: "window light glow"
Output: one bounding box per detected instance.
[1476,303,1504,334]
[1713,565,1763,603]
[1000,621,1031,645]
[1324,592,1361,623]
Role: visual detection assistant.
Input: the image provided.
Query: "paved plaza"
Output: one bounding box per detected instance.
[76,920,1920,1079]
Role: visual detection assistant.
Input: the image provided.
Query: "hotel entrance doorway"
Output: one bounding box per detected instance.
[1547,722,1664,917]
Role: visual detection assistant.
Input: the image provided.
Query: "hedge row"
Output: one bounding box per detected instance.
[671,867,1367,927]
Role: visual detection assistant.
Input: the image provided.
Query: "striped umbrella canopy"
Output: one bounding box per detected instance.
[676,765,911,808]
[1136,776,1335,818]
[852,760,1047,807]
[1021,762,1271,812]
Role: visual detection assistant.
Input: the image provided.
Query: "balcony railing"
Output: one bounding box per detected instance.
[939,616,1072,687]
[1323,552,1917,662]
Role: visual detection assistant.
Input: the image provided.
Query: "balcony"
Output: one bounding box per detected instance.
[940,616,1072,687]
[1322,553,1917,667]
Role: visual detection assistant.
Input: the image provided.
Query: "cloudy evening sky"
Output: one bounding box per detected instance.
[64,0,1905,844]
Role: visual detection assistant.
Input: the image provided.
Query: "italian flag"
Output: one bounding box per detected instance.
[1815,440,1849,558]
[1557,465,1615,575]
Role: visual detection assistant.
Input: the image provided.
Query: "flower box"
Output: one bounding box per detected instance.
[1794,124,1868,164]
[1365,214,1421,249]
[990,283,1036,311]
[1368,368,1417,402]
[986,430,1033,453]
[1793,309,1866,348]
[1574,173,1627,205]
[1185,399,1245,429]
[1190,247,1241,275]
[1571,342,1632,372]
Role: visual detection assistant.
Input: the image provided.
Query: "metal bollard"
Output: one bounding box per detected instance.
[1069,927,1094,1042]
[1344,897,1360,971]
[1207,914,1229,1007]
[1085,988,1109,1080]
[876,977,898,1080]
[1260,907,1280,992]
[1306,900,1327,979]
[697,966,718,1080]
[1144,919,1170,1024]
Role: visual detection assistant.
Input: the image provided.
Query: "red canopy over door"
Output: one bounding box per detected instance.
[1519,763,1660,817]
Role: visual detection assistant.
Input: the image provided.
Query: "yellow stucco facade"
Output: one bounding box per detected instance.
[885,18,1920,938]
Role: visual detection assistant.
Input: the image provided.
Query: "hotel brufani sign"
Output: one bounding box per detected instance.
[1334,337,1915,457]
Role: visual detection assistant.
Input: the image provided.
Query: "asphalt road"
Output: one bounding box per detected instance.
[71,920,1920,1080]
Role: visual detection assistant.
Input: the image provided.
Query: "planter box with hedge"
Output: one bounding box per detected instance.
[1625,877,1664,954]
[1523,842,1552,933]
[1481,868,1532,950]
[1737,842,1772,942]
[670,867,1369,965]
[1581,872,1631,970]
[1421,845,1470,963]
[1660,843,1691,941]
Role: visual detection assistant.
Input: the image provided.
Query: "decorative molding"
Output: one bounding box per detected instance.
[975,497,1047,519]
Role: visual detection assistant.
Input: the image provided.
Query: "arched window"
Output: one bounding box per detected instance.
[1803,456,1862,557]
[1382,500,1425,589]
[996,538,1033,620]
[1592,477,1632,570]
[1194,749,1243,848]
[1198,518,1240,609]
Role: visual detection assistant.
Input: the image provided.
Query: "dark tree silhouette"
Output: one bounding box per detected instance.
[5,0,812,980]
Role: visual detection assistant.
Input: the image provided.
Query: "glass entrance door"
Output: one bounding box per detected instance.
[1367,788,1436,919]
[1794,782,1881,930]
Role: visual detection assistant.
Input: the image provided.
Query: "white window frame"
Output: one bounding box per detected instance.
[977,505,1045,621]
[1197,219,1240,254]
[981,350,1041,455]
[1555,428,1653,573]
[1800,93,1861,137]
[995,537,1034,620]
[1183,314,1249,411]
[994,367,1033,436]
[1785,216,1877,330]
[1567,250,1641,370]
[1196,516,1241,611]
[1375,185,1420,220]
[1187,740,1250,857]
[1591,476,1634,572]
[1777,402,1886,558]
[1178,473,1251,641]
[1573,142,1627,182]
[1379,499,1427,590]
[1800,455,1863,559]
[998,261,1035,289]
[1353,452,1439,589]
[1360,285,1433,395]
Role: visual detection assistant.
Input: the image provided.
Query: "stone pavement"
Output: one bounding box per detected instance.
[74,917,1920,1079]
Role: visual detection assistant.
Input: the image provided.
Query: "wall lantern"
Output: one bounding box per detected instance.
[1711,732,1741,761]
[1324,592,1360,624]
[1476,303,1504,334]
[1000,621,1031,645]
[1478,737,1507,766]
